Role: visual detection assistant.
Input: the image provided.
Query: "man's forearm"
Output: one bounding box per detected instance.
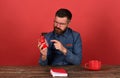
[41,55,47,61]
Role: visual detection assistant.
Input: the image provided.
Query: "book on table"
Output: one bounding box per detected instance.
[50,68,68,77]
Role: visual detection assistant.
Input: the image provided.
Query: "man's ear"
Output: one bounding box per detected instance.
[67,20,71,26]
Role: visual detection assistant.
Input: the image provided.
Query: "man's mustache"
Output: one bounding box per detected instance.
[54,27,61,30]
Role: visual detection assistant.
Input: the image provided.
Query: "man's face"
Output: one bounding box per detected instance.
[53,16,70,35]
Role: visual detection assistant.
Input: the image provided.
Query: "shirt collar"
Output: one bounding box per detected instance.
[53,27,70,38]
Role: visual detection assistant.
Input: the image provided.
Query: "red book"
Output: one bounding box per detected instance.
[50,68,68,77]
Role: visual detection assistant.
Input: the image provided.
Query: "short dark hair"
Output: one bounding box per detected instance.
[55,8,72,21]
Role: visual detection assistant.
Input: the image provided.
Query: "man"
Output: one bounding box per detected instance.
[38,8,82,66]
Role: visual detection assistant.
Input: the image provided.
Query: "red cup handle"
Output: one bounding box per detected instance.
[85,63,89,69]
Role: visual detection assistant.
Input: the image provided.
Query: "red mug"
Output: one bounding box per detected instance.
[85,60,101,70]
[39,35,48,49]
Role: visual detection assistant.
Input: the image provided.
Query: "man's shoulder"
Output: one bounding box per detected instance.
[44,31,53,38]
[68,28,80,36]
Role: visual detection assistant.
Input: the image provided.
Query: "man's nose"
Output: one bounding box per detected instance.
[56,23,61,28]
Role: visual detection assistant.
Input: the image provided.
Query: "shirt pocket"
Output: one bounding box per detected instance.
[65,43,73,52]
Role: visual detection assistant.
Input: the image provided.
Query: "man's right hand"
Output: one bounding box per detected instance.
[38,42,48,60]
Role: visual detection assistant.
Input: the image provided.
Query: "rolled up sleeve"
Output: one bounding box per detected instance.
[39,56,48,66]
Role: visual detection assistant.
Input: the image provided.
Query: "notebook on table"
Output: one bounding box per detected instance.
[50,68,68,77]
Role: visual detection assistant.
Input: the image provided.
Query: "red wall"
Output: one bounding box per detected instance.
[0,0,120,65]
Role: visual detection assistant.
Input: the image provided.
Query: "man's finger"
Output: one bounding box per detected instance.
[50,40,59,43]
[39,43,46,50]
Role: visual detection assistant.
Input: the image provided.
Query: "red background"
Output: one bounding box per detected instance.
[0,0,120,66]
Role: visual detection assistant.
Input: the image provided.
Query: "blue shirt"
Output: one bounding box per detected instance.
[39,28,82,66]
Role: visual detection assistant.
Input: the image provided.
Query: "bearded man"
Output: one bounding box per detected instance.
[38,8,82,66]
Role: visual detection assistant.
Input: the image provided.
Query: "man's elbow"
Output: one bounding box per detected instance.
[73,61,81,65]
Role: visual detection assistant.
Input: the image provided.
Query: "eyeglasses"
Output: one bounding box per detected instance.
[54,21,67,26]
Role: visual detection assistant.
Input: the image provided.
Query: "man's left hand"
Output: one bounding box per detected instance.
[51,40,67,55]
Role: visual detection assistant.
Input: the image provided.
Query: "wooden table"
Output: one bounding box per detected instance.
[0,65,120,78]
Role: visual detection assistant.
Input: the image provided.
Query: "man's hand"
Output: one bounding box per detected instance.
[38,41,48,60]
[51,40,67,55]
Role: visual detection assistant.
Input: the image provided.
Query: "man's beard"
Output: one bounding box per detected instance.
[54,27,67,35]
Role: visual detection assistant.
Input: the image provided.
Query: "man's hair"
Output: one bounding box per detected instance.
[55,8,72,21]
